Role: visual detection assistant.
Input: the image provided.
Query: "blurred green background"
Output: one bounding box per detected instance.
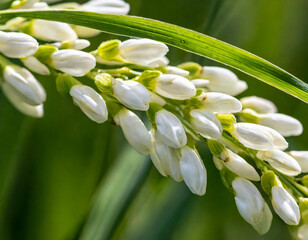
[0,0,307,239]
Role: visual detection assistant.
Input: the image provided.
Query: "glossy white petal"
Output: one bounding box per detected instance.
[258,113,303,137]
[51,49,96,77]
[155,109,187,148]
[271,186,300,225]
[198,92,242,113]
[119,38,168,66]
[240,96,277,113]
[232,177,264,225]
[223,149,260,181]
[81,0,130,15]
[22,56,50,75]
[191,79,210,88]
[288,151,308,172]
[252,202,273,235]
[3,65,46,106]
[2,82,44,118]
[257,150,301,176]
[180,146,207,195]
[32,20,77,41]
[297,225,308,240]
[190,109,222,140]
[114,109,152,155]
[0,31,38,58]
[52,39,91,50]
[155,74,196,100]
[70,85,108,124]
[201,66,247,96]
[164,66,189,77]
[73,25,101,38]
[112,78,150,111]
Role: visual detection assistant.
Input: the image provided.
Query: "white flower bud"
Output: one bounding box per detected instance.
[3,65,46,106]
[271,186,300,225]
[73,26,101,38]
[118,38,168,66]
[164,66,189,77]
[70,85,108,124]
[11,0,36,9]
[201,66,247,96]
[2,82,43,118]
[154,74,196,100]
[149,92,166,106]
[213,156,224,170]
[150,129,182,181]
[22,56,50,76]
[257,149,301,176]
[155,109,187,148]
[180,146,207,195]
[0,31,38,58]
[222,149,260,181]
[114,109,152,155]
[198,92,242,113]
[258,113,303,137]
[252,202,273,235]
[52,39,91,50]
[81,0,130,15]
[191,79,209,88]
[51,49,96,77]
[233,123,288,151]
[146,56,169,68]
[240,96,277,113]
[112,78,150,111]
[232,177,264,225]
[190,109,222,140]
[31,2,49,9]
[288,151,308,172]
[31,20,77,41]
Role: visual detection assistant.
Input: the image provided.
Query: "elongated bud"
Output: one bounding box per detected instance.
[21,56,50,75]
[240,96,277,113]
[191,79,210,88]
[51,49,96,77]
[118,38,169,66]
[252,202,273,235]
[146,56,169,68]
[232,177,264,225]
[30,20,77,41]
[3,65,46,106]
[258,113,303,137]
[222,149,260,181]
[271,186,300,225]
[112,78,150,111]
[81,0,130,15]
[154,74,196,100]
[52,39,90,50]
[163,66,189,76]
[0,31,38,58]
[114,109,152,155]
[70,85,108,123]
[180,146,207,195]
[201,66,247,96]
[155,109,187,148]
[288,151,308,173]
[233,123,288,151]
[73,26,101,38]
[2,82,43,118]
[150,129,182,181]
[198,92,242,113]
[257,149,301,176]
[190,109,222,140]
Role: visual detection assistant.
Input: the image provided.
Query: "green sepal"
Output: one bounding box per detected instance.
[177,62,202,77]
[186,133,195,149]
[299,197,308,224]
[220,167,237,193]
[11,0,36,9]
[56,74,81,96]
[95,73,113,93]
[138,70,161,89]
[147,102,163,123]
[34,45,58,64]
[105,97,123,117]
[20,20,32,35]
[301,175,308,188]
[261,170,279,195]
[97,40,121,60]
[207,139,226,157]
[239,109,259,123]
[216,114,236,133]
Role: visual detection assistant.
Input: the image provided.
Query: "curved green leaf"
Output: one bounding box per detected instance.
[0,9,307,102]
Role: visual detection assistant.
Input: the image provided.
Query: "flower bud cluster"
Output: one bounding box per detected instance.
[0,1,307,236]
